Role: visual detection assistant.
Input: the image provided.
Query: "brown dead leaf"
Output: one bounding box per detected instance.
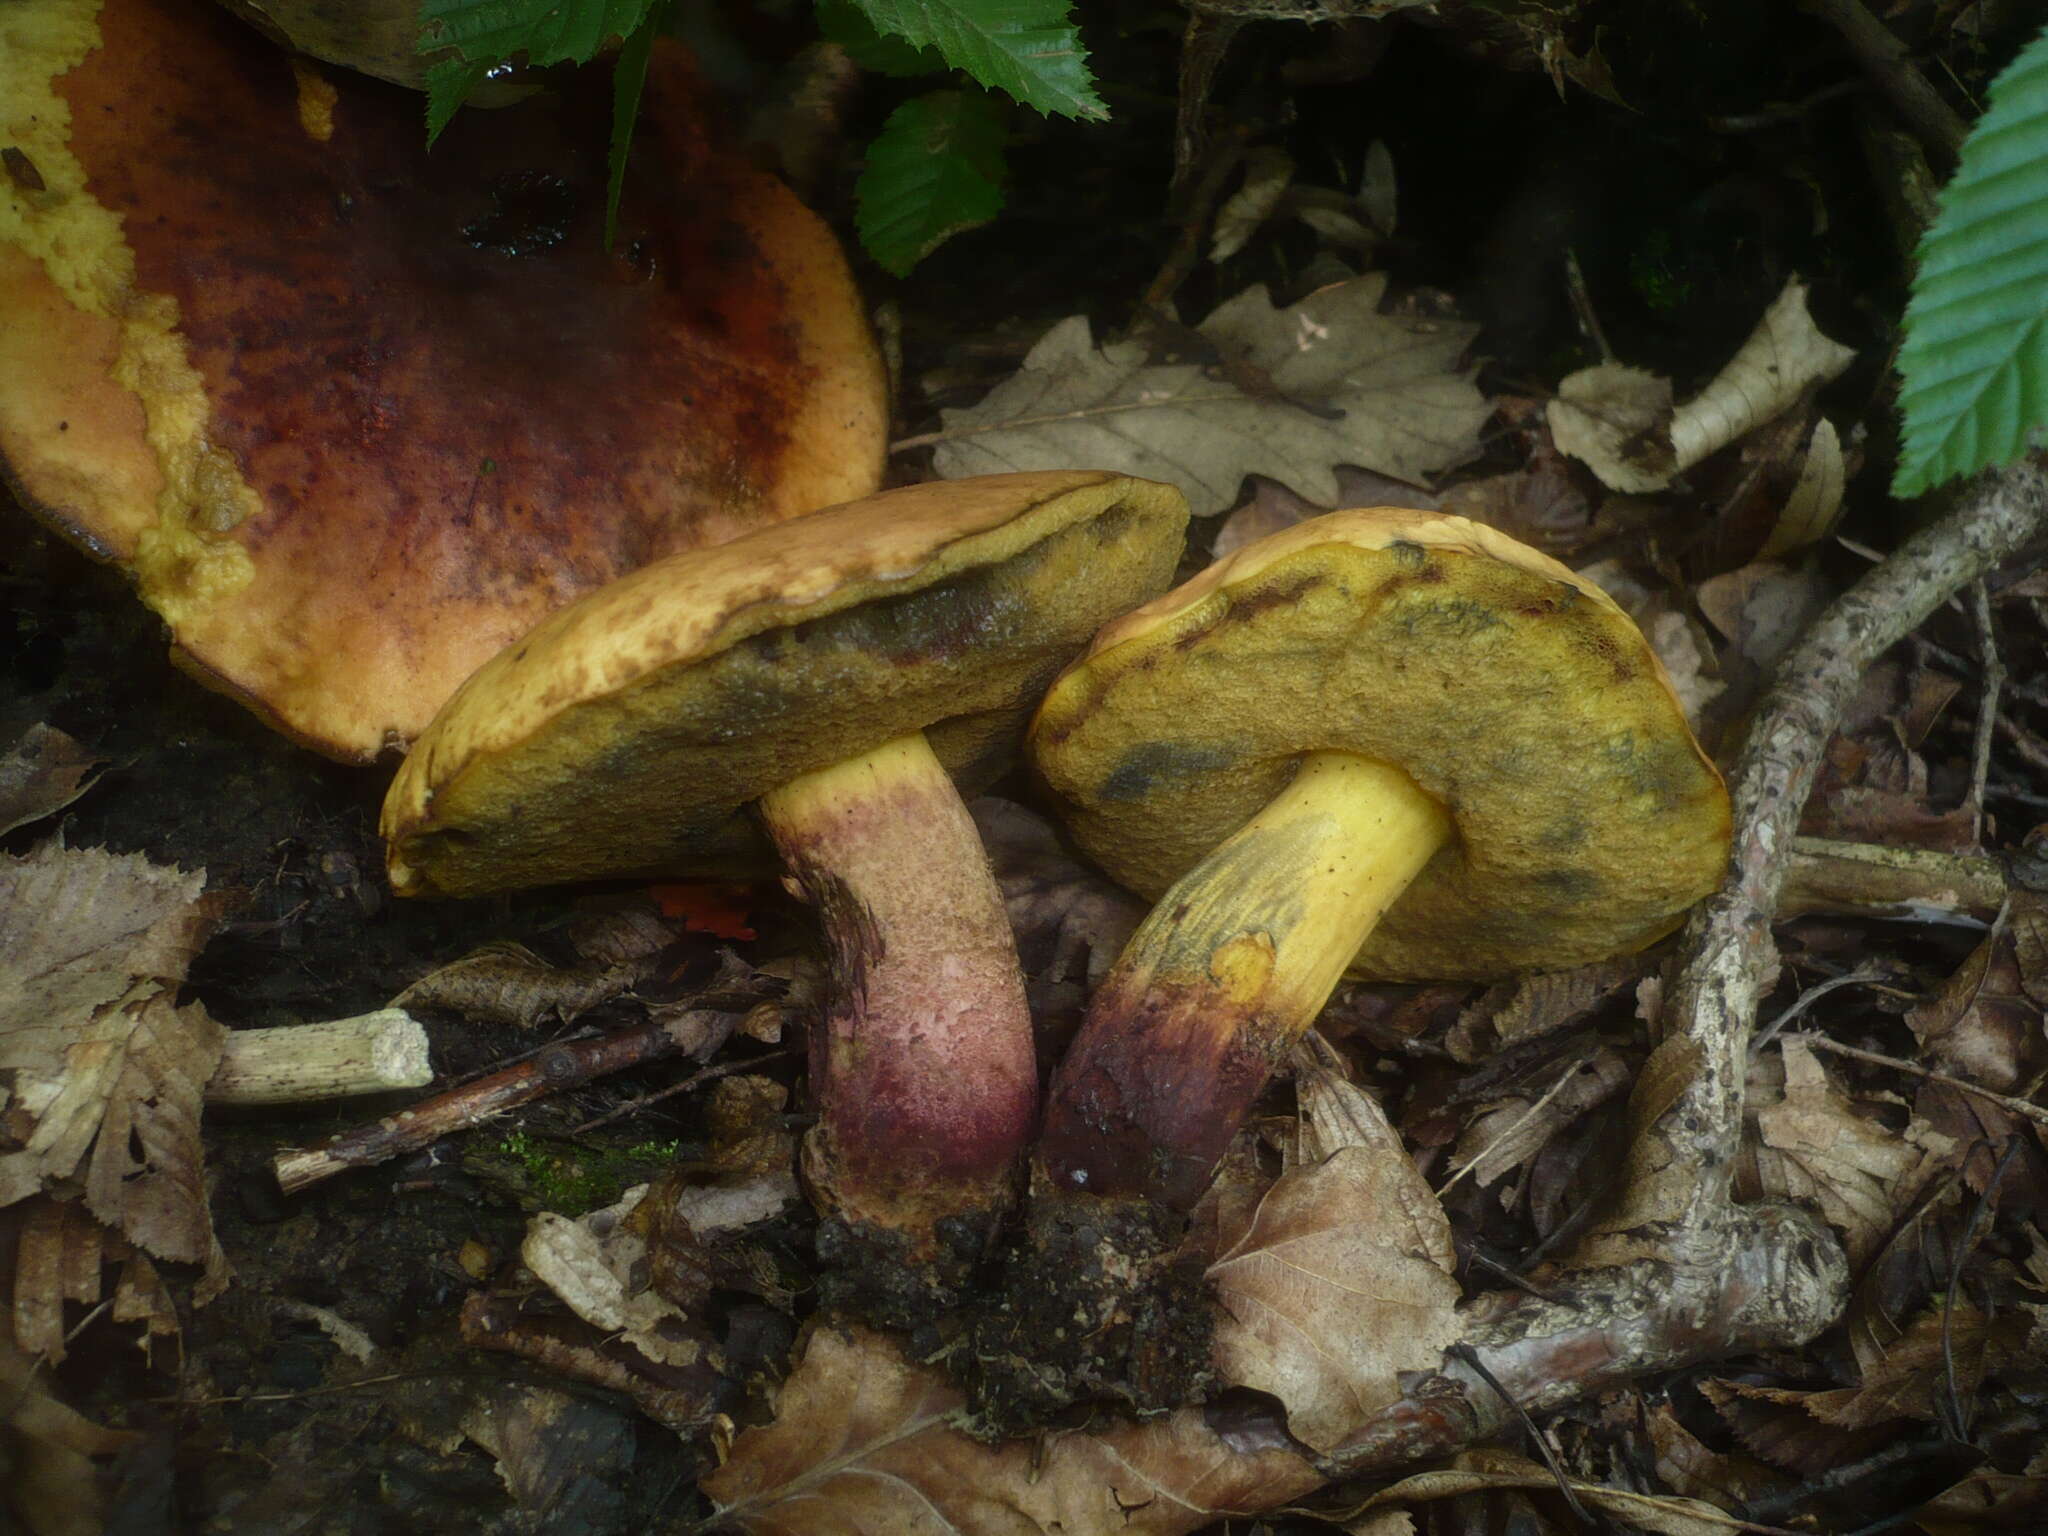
[1445,1046,1633,1194]
[2,1342,138,1536]
[932,274,1488,515]
[1344,1448,1742,1536]
[0,725,105,837]
[972,797,1148,989]
[702,1325,1319,1535]
[392,940,643,1029]
[1908,893,2048,1092]
[456,1384,637,1517]
[1750,1041,1952,1266]
[1446,957,1645,1064]
[1210,1067,1460,1452]
[0,844,226,1293]
[10,1197,178,1363]
[1696,561,1836,685]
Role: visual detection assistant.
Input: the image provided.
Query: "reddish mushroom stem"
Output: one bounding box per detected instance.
[758,733,1038,1299]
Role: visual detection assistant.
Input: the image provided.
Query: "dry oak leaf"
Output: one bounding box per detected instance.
[1212,1065,1461,1453]
[0,843,226,1290]
[1749,1040,1952,1266]
[931,274,1488,515]
[702,1325,1319,1535]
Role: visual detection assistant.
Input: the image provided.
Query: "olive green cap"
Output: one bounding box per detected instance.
[384,472,1190,897]
[1029,508,1731,980]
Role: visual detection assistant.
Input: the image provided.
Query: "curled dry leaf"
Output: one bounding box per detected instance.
[1210,1067,1460,1453]
[1344,1448,1741,1536]
[393,940,645,1029]
[521,1188,703,1369]
[1550,279,1856,493]
[0,724,105,836]
[0,843,226,1294]
[702,1325,1319,1536]
[932,275,1488,515]
[1749,1041,1953,1266]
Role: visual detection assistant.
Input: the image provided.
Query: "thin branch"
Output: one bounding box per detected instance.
[1608,461,2048,1242]
[1965,581,2002,845]
[1786,1032,2048,1130]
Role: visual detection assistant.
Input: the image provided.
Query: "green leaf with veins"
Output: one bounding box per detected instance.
[418,0,669,245]
[858,90,1009,276]
[816,0,947,76]
[842,0,1105,120]
[1893,24,2048,496]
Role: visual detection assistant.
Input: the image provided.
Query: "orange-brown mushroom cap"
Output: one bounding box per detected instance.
[0,0,886,760]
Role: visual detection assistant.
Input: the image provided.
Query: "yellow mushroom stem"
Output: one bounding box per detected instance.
[1038,749,1451,1210]
[756,732,1038,1275]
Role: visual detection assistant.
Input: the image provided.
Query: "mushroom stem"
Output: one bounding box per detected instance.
[757,732,1038,1292]
[1038,750,1450,1210]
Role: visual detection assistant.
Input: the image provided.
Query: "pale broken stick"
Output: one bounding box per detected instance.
[205,1010,431,1106]
[1215,461,2048,1481]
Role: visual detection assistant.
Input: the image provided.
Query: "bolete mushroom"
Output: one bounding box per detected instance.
[0,0,885,759]
[1029,509,1731,1214]
[382,470,1190,1311]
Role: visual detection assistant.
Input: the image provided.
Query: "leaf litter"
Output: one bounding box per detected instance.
[929,273,1490,513]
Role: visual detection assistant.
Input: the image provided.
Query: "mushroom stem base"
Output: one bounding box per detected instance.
[1038,750,1449,1209]
[758,731,1036,1307]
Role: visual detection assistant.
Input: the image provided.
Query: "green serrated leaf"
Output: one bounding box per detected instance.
[845,0,1104,120]
[816,0,946,76]
[603,5,663,249]
[1893,25,2048,497]
[857,90,1008,275]
[419,0,660,71]
[424,54,495,144]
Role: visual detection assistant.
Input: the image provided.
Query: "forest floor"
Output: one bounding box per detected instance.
[5,2,2047,1533]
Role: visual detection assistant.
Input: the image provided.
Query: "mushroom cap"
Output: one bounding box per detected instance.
[1029,508,1731,981]
[0,0,886,760]
[383,471,1191,898]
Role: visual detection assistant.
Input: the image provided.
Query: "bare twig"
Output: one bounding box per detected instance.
[1966,581,2002,845]
[273,1015,723,1194]
[1628,464,2048,1225]
[1799,0,1968,166]
[1786,1033,2048,1130]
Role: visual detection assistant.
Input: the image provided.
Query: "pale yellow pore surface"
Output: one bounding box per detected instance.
[1030,508,1732,981]
[0,0,257,608]
[383,472,1191,898]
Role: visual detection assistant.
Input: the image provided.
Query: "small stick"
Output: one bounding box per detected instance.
[1965,581,2002,845]
[206,1010,431,1106]
[1785,1032,2048,1130]
[1799,0,1968,165]
[1778,836,2009,924]
[273,1016,707,1194]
